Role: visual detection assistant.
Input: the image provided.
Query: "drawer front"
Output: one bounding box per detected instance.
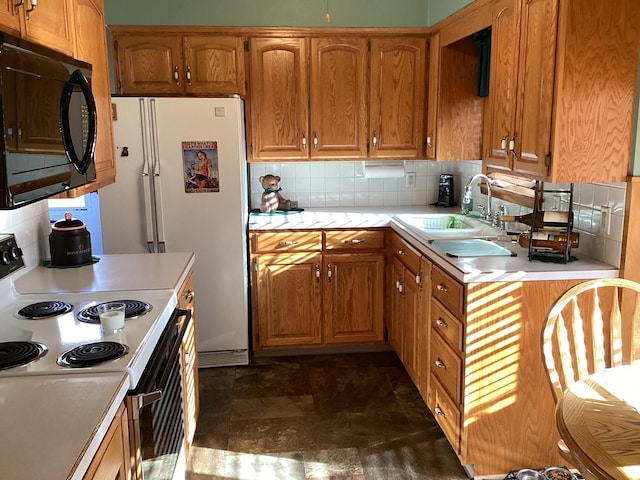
[252,231,322,252]
[389,232,421,273]
[432,265,465,318]
[431,299,463,352]
[429,374,461,453]
[324,230,385,251]
[430,329,463,404]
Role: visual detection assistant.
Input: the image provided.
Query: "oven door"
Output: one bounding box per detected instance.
[127,308,191,480]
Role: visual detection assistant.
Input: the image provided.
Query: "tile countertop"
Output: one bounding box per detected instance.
[249,207,619,283]
[14,252,195,294]
[0,372,129,480]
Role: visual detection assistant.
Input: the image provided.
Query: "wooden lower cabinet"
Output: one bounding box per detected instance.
[83,403,131,480]
[250,229,385,349]
[178,269,198,456]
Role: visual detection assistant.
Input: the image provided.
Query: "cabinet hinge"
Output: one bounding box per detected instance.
[545,154,552,167]
[244,40,250,51]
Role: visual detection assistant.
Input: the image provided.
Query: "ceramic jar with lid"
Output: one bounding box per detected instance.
[49,212,92,266]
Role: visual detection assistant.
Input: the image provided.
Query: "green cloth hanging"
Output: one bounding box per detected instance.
[472,27,492,98]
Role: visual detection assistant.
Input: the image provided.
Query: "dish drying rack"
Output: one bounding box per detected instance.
[528,182,575,264]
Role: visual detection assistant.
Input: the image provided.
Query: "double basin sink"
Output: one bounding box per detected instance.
[392,213,516,258]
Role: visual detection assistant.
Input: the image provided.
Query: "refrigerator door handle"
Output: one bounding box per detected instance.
[140,99,159,253]
[149,99,166,252]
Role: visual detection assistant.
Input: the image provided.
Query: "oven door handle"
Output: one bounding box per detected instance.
[131,389,163,414]
[155,308,191,393]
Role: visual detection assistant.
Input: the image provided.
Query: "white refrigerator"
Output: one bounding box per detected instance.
[99,96,249,367]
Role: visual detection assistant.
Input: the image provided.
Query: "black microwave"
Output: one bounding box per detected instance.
[0,33,97,209]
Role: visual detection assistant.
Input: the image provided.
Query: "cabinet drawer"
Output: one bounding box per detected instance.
[429,374,461,453]
[432,265,465,318]
[431,299,463,352]
[430,329,463,404]
[389,233,421,273]
[251,231,322,252]
[324,230,385,251]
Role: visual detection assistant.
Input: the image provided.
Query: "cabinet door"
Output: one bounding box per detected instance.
[425,32,439,160]
[0,1,21,34]
[183,35,246,95]
[83,403,130,480]
[253,253,322,348]
[483,0,520,172]
[21,0,74,55]
[369,37,426,159]
[388,255,404,353]
[324,253,385,344]
[113,33,183,95]
[512,0,558,178]
[249,37,309,161]
[309,37,368,159]
[71,0,115,195]
[402,268,421,383]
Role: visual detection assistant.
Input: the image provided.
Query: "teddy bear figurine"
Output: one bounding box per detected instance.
[259,174,292,213]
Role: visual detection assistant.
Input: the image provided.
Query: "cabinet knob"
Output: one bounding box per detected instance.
[315,264,321,282]
[435,359,447,369]
[398,249,407,256]
[183,290,195,302]
[173,66,180,86]
[302,134,307,150]
[372,130,378,149]
[327,264,332,282]
[25,0,36,19]
[278,240,299,246]
[343,239,365,244]
[426,133,433,148]
[436,318,448,328]
[436,284,448,293]
[186,66,192,86]
[313,132,319,149]
[435,405,447,418]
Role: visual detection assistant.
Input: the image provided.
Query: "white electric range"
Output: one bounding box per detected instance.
[0,234,178,389]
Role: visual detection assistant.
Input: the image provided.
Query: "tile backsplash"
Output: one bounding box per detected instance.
[249,160,626,267]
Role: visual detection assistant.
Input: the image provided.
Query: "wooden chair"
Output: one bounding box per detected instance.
[541,278,640,477]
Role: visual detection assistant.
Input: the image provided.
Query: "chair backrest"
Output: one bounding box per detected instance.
[541,278,640,403]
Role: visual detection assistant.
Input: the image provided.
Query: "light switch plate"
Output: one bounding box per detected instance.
[600,205,611,235]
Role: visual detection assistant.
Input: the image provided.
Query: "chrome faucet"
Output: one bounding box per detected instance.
[465,173,493,220]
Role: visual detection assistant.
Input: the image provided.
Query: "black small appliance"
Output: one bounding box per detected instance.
[435,174,456,207]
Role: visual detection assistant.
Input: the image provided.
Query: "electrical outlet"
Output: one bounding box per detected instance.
[600,205,612,235]
[405,172,416,189]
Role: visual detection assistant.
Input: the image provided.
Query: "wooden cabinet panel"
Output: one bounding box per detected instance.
[425,32,439,159]
[114,33,183,95]
[324,229,385,251]
[388,231,422,273]
[429,374,461,453]
[251,231,322,253]
[0,1,20,34]
[369,37,426,159]
[430,328,463,403]
[430,299,463,352]
[183,35,246,95]
[323,253,385,344]
[431,265,464,319]
[253,252,323,348]
[70,0,116,196]
[83,403,130,480]
[309,37,368,159]
[249,37,309,160]
[22,0,74,55]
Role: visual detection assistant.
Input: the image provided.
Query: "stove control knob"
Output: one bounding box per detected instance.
[0,250,9,265]
[8,246,22,261]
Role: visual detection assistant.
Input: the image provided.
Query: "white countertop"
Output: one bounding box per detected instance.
[248,207,618,282]
[0,372,129,480]
[14,252,195,294]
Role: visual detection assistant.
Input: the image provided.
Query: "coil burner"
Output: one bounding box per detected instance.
[57,341,130,368]
[77,300,152,324]
[17,301,73,319]
[0,341,48,369]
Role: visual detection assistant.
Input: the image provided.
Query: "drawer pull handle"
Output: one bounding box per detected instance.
[398,249,407,256]
[436,318,448,328]
[343,239,365,244]
[327,263,333,282]
[436,284,448,293]
[435,405,446,418]
[435,359,447,369]
[278,240,300,246]
[184,290,195,302]
[315,264,321,282]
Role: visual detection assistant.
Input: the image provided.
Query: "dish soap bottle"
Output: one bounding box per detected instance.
[461,185,473,214]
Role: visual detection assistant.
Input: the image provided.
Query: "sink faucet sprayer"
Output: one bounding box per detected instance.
[463,173,493,220]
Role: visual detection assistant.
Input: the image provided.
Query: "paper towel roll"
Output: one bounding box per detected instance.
[364,165,405,178]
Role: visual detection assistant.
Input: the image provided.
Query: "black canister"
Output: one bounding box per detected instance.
[49,212,92,266]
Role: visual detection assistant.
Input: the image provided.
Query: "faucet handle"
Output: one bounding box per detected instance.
[477,205,486,219]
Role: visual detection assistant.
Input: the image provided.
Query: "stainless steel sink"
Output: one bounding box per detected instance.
[429,238,516,258]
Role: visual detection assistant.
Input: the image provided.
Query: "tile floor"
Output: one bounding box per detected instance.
[186,352,469,480]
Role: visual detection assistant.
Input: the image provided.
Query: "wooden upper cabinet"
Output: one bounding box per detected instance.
[484,0,640,182]
[369,37,426,159]
[111,29,246,96]
[425,32,440,159]
[249,37,309,161]
[113,33,184,95]
[183,35,246,95]
[0,0,74,55]
[71,0,116,195]
[309,37,368,159]
[483,0,519,171]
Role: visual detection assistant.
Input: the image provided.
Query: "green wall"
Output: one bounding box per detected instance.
[104,0,429,27]
[428,0,474,24]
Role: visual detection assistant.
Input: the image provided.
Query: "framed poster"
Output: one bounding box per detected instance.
[182,141,219,193]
